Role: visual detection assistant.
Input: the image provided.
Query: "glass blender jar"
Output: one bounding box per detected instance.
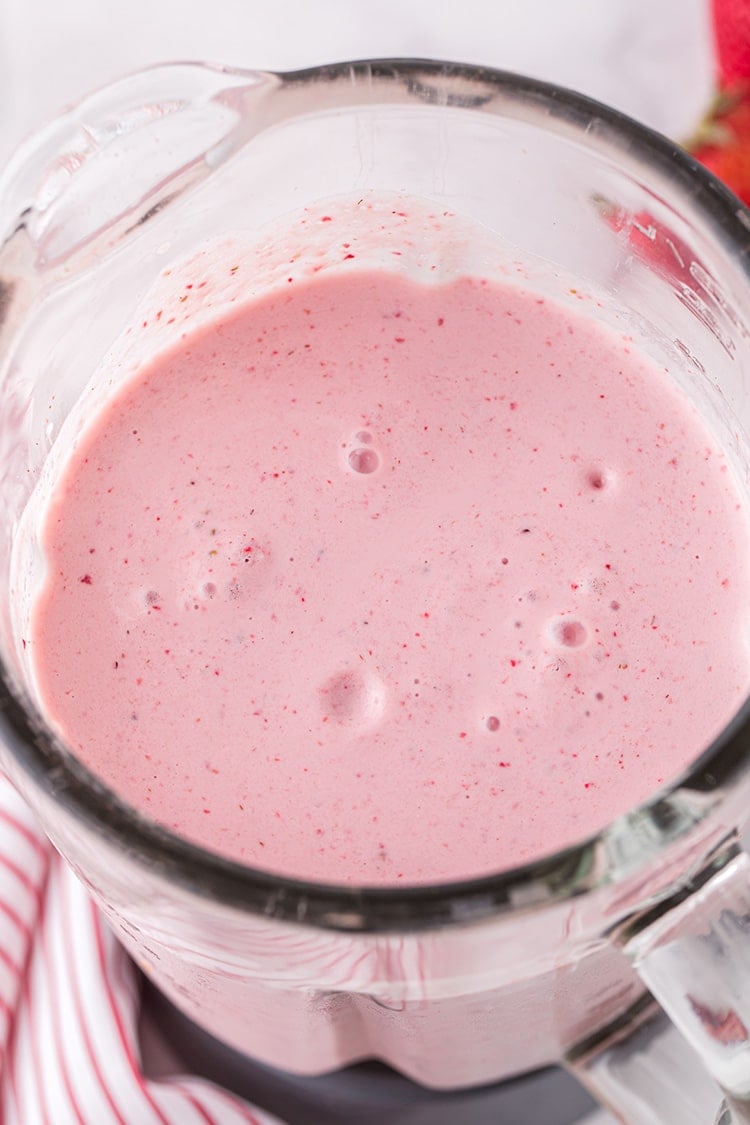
[2,59,750,1123]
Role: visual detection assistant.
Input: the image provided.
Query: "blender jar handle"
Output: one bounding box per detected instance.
[570,842,750,1123]
[626,846,750,1121]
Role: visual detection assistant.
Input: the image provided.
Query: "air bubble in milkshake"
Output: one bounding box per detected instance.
[585,465,614,492]
[320,668,386,727]
[349,447,380,474]
[551,617,588,648]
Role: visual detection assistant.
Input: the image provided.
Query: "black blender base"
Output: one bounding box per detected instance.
[140,979,597,1125]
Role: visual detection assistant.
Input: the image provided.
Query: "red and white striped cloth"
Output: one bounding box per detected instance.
[0,773,283,1125]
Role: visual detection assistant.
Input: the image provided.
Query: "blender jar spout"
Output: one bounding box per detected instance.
[0,62,279,279]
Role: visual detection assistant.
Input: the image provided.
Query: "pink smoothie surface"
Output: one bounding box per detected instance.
[29,268,750,884]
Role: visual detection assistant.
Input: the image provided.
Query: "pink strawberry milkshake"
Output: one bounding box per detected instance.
[28,265,750,885]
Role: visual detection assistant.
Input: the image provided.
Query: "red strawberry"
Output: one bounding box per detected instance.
[690,91,750,203]
[688,0,750,202]
[711,0,750,88]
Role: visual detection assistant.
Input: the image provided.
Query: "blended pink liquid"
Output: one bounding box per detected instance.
[30,268,750,885]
